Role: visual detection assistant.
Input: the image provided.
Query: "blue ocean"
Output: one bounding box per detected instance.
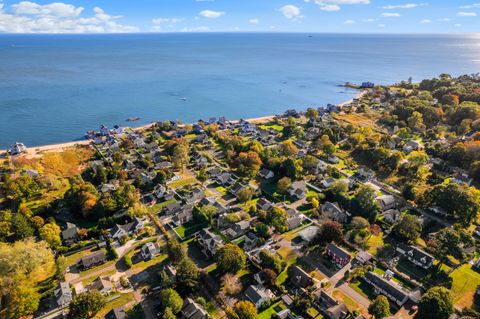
[1,33,479,148]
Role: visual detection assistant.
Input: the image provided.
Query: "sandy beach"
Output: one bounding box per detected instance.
[0,90,364,157]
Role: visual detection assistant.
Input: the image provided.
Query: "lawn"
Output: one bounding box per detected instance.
[168,173,198,189]
[258,302,286,319]
[174,221,207,238]
[64,247,99,267]
[79,260,115,277]
[366,233,384,255]
[94,292,135,318]
[276,246,299,285]
[258,124,284,132]
[450,264,480,308]
[332,290,365,314]
[215,186,228,195]
[151,199,177,212]
[349,280,376,300]
[130,253,168,271]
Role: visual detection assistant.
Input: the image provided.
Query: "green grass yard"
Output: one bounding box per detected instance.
[450,264,480,308]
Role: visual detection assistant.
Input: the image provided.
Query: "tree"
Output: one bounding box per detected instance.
[392,215,421,243]
[68,291,106,319]
[259,249,285,274]
[262,268,277,288]
[238,187,253,203]
[163,307,176,319]
[11,213,34,240]
[175,257,200,291]
[368,295,391,319]
[172,144,190,171]
[277,177,292,194]
[166,238,186,263]
[350,185,379,221]
[351,216,370,230]
[316,134,336,155]
[306,108,318,120]
[0,239,55,318]
[217,244,247,274]
[415,287,453,319]
[237,152,262,177]
[227,301,258,319]
[39,222,62,248]
[311,197,319,209]
[280,140,299,157]
[127,202,149,218]
[159,288,183,314]
[55,255,68,281]
[319,221,343,244]
[221,273,243,296]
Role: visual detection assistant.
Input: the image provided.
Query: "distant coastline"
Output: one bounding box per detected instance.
[0,90,364,157]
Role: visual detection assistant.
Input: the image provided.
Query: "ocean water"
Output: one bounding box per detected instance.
[1,33,480,148]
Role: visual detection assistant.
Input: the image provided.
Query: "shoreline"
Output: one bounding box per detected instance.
[0,90,364,157]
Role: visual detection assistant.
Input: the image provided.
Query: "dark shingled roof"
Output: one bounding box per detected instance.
[365,271,409,302]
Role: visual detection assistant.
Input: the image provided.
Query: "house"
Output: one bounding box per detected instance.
[153,184,174,200]
[286,215,303,230]
[10,142,27,155]
[321,202,350,224]
[361,82,375,88]
[172,205,194,226]
[320,178,336,189]
[244,285,274,308]
[355,167,375,181]
[298,226,320,244]
[327,156,340,164]
[185,187,205,204]
[106,306,127,319]
[61,222,79,245]
[257,198,273,211]
[215,172,233,186]
[163,202,182,215]
[288,181,307,200]
[141,242,160,260]
[326,303,350,319]
[109,217,147,239]
[315,160,328,174]
[364,271,409,306]
[197,228,224,258]
[288,265,314,289]
[376,195,396,211]
[225,220,250,239]
[403,140,424,153]
[452,173,473,186]
[89,276,113,295]
[325,243,351,268]
[244,232,260,251]
[79,251,107,269]
[382,209,401,224]
[259,168,274,179]
[181,298,209,319]
[396,243,435,269]
[54,282,72,308]
[354,251,373,265]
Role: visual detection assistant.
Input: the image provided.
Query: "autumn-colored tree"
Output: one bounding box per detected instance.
[280,140,299,157]
[221,274,243,296]
[227,301,258,319]
[216,244,247,274]
[277,177,292,194]
[237,152,262,177]
[39,222,62,248]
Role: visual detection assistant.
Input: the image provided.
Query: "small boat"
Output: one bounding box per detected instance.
[181,97,187,101]
[126,117,140,122]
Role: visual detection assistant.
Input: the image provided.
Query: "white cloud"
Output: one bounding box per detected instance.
[382,3,427,9]
[181,26,210,32]
[381,12,401,17]
[378,24,386,27]
[248,18,259,24]
[458,11,477,17]
[279,5,302,19]
[12,1,83,17]
[151,17,184,32]
[320,4,340,11]
[0,1,138,33]
[312,0,369,11]
[438,18,451,22]
[460,3,480,9]
[344,19,355,24]
[361,18,375,22]
[419,19,431,23]
[454,23,462,27]
[199,10,225,18]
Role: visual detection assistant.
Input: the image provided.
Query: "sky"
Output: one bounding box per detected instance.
[0,0,479,33]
